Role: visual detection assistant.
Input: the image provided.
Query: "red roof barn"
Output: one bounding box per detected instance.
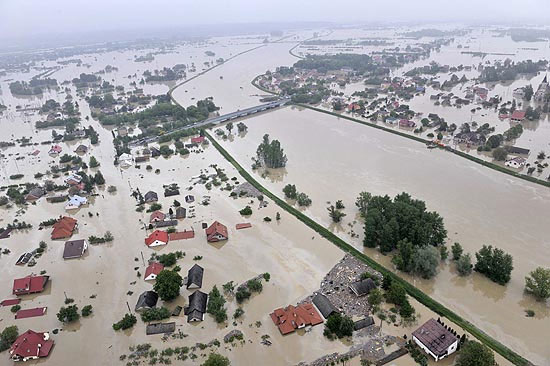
[205,221,228,242]
[51,216,78,240]
[144,262,164,281]
[149,211,166,223]
[9,330,54,362]
[145,230,169,247]
[12,275,49,296]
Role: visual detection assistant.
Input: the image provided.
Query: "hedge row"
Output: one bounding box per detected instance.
[205,130,532,366]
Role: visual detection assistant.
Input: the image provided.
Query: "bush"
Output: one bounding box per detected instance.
[113,313,137,331]
[247,279,263,293]
[57,305,80,323]
[239,206,252,215]
[82,305,93,317]
[235,287,251,303]
[324,313,354,339]
[10,305,21,313]
[202,353,230,366]
[140,307,171,322]
[233,308,245,319]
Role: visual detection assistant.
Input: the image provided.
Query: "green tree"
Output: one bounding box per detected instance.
[328,205,346,223]
[452,242,463,261]
[457,253,473,276]
[57,304,80,323]
[89,156,99,168]
[392,239,415,272]
[386,282,407,306]
[296,192,312,207]
[154,270,183,301]
[256,134,287,168]
[367,288,383,309]
[82,305,93,317]
[202,353,230,366]
[324,313,354,339]
[492,147,508,161]
[411,245,440,279]
[226,122,233,134]
[207,286,227,323]
[113,313,137,331]
[474,245,514,285]
[282,184,297,199]
[94,171,105,185]
[456,341,496,366]
[0,326,18,352]
[525,267,550,301]
[355,191,372,217]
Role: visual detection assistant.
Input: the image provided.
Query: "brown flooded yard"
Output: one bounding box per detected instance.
[216,105,550,365]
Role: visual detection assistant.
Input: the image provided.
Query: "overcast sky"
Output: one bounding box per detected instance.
[1,0,549,45]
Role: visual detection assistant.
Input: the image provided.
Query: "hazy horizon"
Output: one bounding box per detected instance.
[1,0,550,50]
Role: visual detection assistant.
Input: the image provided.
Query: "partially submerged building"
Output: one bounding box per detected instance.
[205,221,228,242]
[412,318,459,362]
[9,330,54,362]
[186,264,204,289]
[135,291,159,312]
[51,216,78,240]
[349,278,377,297]
[63,239,88,259]
[312,293,338,320]
[144,262,164,281]
[145,230,169,247]
[13,275,50,296]
[184,290,208,322]
[270,303,323,335]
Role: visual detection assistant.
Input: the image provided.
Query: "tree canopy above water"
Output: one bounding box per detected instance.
[256,134,287,169]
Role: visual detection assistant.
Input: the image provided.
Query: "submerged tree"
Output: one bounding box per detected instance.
[474,245,513,285]
[328,205,346,223]
[256,134,287,168]
[525,267,550,301]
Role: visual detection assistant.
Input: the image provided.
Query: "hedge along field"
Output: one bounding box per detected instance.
[204,130,532,366]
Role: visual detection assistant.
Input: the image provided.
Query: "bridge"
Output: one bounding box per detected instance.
[129,97,291,147]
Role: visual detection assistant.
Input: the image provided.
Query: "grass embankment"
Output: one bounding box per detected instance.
[205,130,532,366]
[250,75,550,189]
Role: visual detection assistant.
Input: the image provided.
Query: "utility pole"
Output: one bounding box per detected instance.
[126,301,131,313]
[141,251,145,266]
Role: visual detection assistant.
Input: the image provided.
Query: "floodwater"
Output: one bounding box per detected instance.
[217,105,550,365]
[0,25,545,365]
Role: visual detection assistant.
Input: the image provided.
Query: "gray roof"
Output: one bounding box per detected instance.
[186,264,204,288]
[144,191,158,203]
[312,293,338,319]
[135,291,158,311]
[26,187,45,199]
[354,316,375,330]
[63,239,87,259]
[349,278,376,297]
[146,322,175,335]
[184,290,207,320]
[155,220,178,228]
[175,207,186,219]
[164,188,180,197]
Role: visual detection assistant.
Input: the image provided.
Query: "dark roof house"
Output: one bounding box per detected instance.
[144,191,158,203]
[63,239,88,259]
[135,291,159,312]
[349,278,376,297]
[186,264,204,289]
[312,293,338,319]
[184,290,208,322]
[175,207,186,219]
[412,318,459,361]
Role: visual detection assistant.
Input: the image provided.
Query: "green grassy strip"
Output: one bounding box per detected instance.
[205,130,532,366]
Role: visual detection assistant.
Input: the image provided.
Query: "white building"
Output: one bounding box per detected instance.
[65,195,88,210]
[505,156,527,169]
[412,318,459,362]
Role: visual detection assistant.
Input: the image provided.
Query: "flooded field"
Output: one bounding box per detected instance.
[216,105,550,365]
[0,23,547,366]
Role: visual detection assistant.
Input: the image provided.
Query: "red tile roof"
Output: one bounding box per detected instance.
[206,221,228,242]
[236,223,252,230]
[1,298,21,306]
[9,330,54,360]
[144,230,169,246]
[149,210,166,223]
[12,275,49,296]
[270,303,323,335]
[191,136,205,144]
[144,262,164,280]
[15,307,47,319]
[510,110,526,120]
[168,230,195,240]
[51,216,77,240]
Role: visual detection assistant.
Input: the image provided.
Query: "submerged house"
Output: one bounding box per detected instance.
[186,264,204,289]
[510,110,526,123]
[51,216,78,240]
[270,303,323,335]
[25,187,45,202]
[505,156,527,169]
[63,239,88,259]
[312,293,338,320]
[135,291,159,312]
[9,330,54,362]
[13,275,50,296]
[144,262,164,281]
[205,221,228,242]
[149,211,166,223]
[349,278,377,297]
[184,290,208,322]
[175,207,186,219]
[144,191,158,203]
[145,230,169,247]
[412,318,459,362]
[65,195,87,210]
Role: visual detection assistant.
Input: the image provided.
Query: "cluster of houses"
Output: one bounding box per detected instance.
[144,221,228,248]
